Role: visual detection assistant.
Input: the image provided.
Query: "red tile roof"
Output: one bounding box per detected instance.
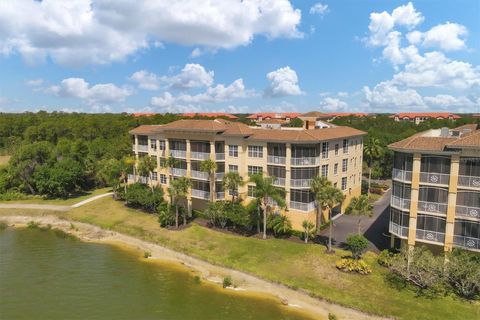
[132,112,156,117]
[181,112,238,119]
[247,112,300,120]
[391,112,461,119]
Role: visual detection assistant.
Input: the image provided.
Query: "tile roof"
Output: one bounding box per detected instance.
[299,111,330,118]
[181,112,238,119]
[248,126,365,142]
[129,125,162,134]
[391,112,461,119]
[247,112,300,119]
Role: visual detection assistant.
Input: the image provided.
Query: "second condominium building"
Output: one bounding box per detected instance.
[129,119,365,230]
[389,124,480,253]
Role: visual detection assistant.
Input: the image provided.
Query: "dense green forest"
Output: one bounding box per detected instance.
[0,112,477,199]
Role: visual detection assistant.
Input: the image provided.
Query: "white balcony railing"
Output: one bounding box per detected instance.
[290,201,316,212]
[128,174,135,182]
[215,172,225,180]
[392,168,412,182]
[137,144,149,152]
[273,177,286,186]
[456,205,480,219]
[291,157,319,166]
[127,174,148,183]
[391,196,411,211]
[215,153,225,161]
[420,172,450,186]
[416,229,445,243]
[389,221,409,239]
[191,170,209,180]
[170,150,186,158]
[290,178,312,188]
[172,168,187,176]
[191,189,210,200]
[458,175,480,189]
[190,151,210,160]
[453,235,480,251]
[267,155,286,165]
[417,201,447,215]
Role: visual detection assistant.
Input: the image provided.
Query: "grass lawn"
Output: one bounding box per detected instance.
[1,197,478,320]
[0,187,112,205]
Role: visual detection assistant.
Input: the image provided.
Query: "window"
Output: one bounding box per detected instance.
[229,164,238,172]
[390,208,410,228]
[341,177,347,190]
[334,163,338,175]
[290,189,315,204]
[421,156,451,174]
[321,142,329,159]
[159,140,166,151]
[228,145,238,157]
[160,174,167,184]
[392,182,412,199]
[248,166,263,175]
[248,185,256,197]
[459,157,480,177]
[334,144,339,156]
[342,159,348,172]
[321,164,328,177]
[150,139,157,150]
[151,172,158,180]
[393,152,413,171]
[456,191,480,207]
[342,139,348,154]
[417,214,446,233]
[267,166,286,178]
[419,187,448,204]
[454,220,480,238]
[248,145,263,158]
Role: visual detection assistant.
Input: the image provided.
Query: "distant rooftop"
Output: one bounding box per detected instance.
[181,112,238,120]
[390,112,461,119]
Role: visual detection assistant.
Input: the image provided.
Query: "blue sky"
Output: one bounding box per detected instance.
[0,0,479,114]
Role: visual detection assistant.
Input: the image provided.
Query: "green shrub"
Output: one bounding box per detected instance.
[444,250,480,300]
[336,258,372,275]
[157,203,175,227]
[378,249,394,267]
[328,313,338,320]
[345,234,369,259]
[27,220,40,229]
[222,276,233,288]
[123,183,164,212]
[143,251,152,258]
[193,275,201,284]
[267,214,292,237]
[0,191,40,201]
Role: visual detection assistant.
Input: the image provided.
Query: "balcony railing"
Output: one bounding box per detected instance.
[215,153,225,161]
[192,189,210,200]
[291,157,319,166]
[417,201,447,215]
[191,170,209,180]
[391,196,411,211]
[389,221,409,239]
[290,201,316,212]
[215,172,225,180]
[453,235,480,251]
[127,174,135,182]
[273,177,286,186]
[290,178,312,188]
[458,175,480,189]
[127,174,148,184]
[190,151,210,160]
[137,144,149,152]
[172,168,187,176]
[267,155,286,165]
[416,229,445,243]
[420,172,450,186]
[170,150,186,158]
[216,192,225,199]
[392,168,412,182]
[456,205,480,219]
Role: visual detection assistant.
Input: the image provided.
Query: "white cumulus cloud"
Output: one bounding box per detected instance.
[129,70,161,91]
[309,3,328,15]
[363,81,425,111]
[319,97,348,111]
[264,66,303,97]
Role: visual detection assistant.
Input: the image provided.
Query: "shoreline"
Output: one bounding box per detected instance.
[1,214,389,320]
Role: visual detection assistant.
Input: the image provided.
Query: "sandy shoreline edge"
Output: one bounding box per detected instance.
[1,215,389,320]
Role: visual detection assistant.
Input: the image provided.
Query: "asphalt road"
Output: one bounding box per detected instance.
[320,189,392,253]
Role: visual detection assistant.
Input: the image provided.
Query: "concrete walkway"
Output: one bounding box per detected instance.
[0,192,113,212]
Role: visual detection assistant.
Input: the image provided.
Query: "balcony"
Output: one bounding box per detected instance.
[417,201,447,215]
[416,229,445,244]
[216,192,225,199]
[291,157,319,166]
[389,221,409,239]
[192,189,210,200]
[190,151,210,160]
[215,172,225,180]
[136,144,149,152]
[453,235,480,251]
[392,168,412,182]
[458,175,480,189]
[456,205,480,219]
[420,172,450,186]
[170,150,186,158]
[290,178,312,188]
[391,196,411,211]
[191,170,209,180]
[215,153,225,161]
[267,155,286,165]
[172,168,187,176]
[290,201,316,212]
[273,177,286,186]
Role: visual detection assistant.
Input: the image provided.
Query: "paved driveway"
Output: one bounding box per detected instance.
[319,190,391,253]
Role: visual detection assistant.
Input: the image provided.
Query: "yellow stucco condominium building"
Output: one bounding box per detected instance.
[129,118,365,230]
[389,124,480,253]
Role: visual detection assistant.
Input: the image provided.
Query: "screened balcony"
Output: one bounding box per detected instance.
[191,180,210,200]
[420,156,450,186]
[169,140,187,158]
[453,220,480,250]
[456,191,480,219]
[290,144,320,166]
[190,160,209,180]
[291,167,318,188]
[267,143,286,165]
[290,189,316,212]
[389,208,409,238]
[190,141,211,160]
[392,152,413,182]
[215,142,225,161]
[215,163,225,180]
[458,157,480,189]
[172,160,187,177]
[417,187,448,215]
[416,214,446,244]
[268,165,286,186]
[135,135,149,153]
[391,181,411,211]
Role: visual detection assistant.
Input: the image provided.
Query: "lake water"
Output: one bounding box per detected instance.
[0,227,313,320]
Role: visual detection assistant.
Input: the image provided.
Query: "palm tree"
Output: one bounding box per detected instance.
[161,156,179,202]
[346,195,373,235]
[302,220,315,244]
[222,171,244,202]
[200,159,217,202]
[310,176,332,235]
[138,156,156,188]
[168,177,192,228]
[364,137,383,197]
[120,156,136,194]
[249,173,286,239]
[316,185,345,253]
